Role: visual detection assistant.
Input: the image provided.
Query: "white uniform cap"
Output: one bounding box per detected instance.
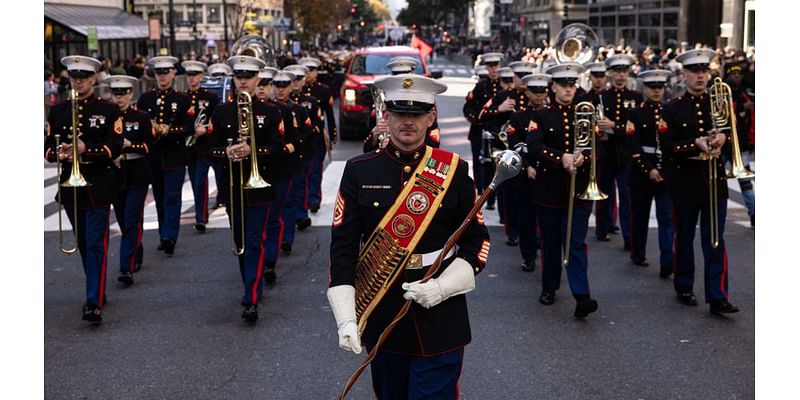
[149,56,179,70]
[546,62,585,80]
[226,55,266,72]
[298,57,322,68]
[481,52,504,64]
[605,54,636,69]
[676,49,716,68]
[181,60,207,73]
[387,57,418,74]
[259,67,279,80]
[61,55,101,72]
[522,73,552,88]
[107,75,138,89]
[475,65,488,76]
[584,62,607,73]
[207,63,232,77]
[272,70,296,83]
[637,69,670,84]
[499,67,515,78]
[373,74,447,114]
[509,61,536,74]
[283,64,310,78]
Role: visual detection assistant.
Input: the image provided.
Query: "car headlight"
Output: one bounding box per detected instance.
[344,89,356,104]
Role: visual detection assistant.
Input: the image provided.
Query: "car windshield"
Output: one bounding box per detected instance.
[350,54,424,75]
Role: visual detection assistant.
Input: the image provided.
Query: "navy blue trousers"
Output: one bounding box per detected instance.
[308,142,325,207]
[371,348,464,400]
[283,159,312,246]
[538,205,592,296]
[672,201,730,302]
[470,138,495,206]
[65,207,110,308]
[510,187,538,265]
[114,187,147,273]
[188,158,211,224]
[596,165,631,239]
[229,203,269,305]
[151,166,186,242]
[264,179,291,265]
[630,189,674,268]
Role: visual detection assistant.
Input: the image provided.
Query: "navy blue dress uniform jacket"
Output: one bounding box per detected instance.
[290,91,324,153]
[45,95,123,208]
[137,88,193,170]
[462,78,502,141]
[115,108,155,190]
[303,80,337,141]
[268,98,313,180]
[661,92,729,205]
[207,99,286,206]
[505,107,538,191]
[185,88,220,162]
[627,100,668,193]
[597,87,643,167]
[526,102,594,209]
[478,88,531,134]
[329,142,491,356]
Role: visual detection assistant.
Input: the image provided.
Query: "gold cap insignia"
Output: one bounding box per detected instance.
[566,65,571,70]
[74,57,81,63]
[402,78,414,89]
[240,57,246,62]
[697,51,702,56]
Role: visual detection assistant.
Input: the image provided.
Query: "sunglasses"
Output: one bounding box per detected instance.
[154,68,173,75]
[186,71,204,76]
[68,70,94,79]
[273,81,291,88]
[233,70,258,79]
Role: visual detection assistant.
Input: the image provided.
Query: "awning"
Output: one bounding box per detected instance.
[44,4,149,40]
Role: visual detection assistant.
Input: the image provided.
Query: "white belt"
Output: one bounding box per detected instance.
[406,248,456,270]
[640,146,661,155]
[124,153,145,160]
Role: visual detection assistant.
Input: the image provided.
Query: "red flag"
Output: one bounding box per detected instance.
[411,34,433,62]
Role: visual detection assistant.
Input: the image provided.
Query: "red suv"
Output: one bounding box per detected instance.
[338,46,440,140]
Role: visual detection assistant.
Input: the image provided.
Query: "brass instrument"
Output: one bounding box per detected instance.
[554,23,599,65]
[369,85,388,148]
[186,104,208,147]
[227,91,270,255]
[564,101,607,267]
[709,77,754,180]
[56,89,90,255]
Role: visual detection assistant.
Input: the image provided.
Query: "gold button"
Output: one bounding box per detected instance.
[695,103,700,108]
[697,111,702,116]
[403,181,408,186]
[403,165,411,173]
[373,202,379,207]
[699,128,704,132]
[563,119,569,123]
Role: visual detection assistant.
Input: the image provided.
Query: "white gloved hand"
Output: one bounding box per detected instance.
[326,285,362,354]
[402,257,476,309]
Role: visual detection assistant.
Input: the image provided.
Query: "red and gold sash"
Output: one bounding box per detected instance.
[355,146,460,335]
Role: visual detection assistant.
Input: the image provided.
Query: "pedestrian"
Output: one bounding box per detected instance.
[661,49,739,315]
[327,74,490,399]
[108,75,154,286]
[45,55,123,323]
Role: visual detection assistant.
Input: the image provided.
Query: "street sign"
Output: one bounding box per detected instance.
[177,20,194,28]
[87,26,97,51]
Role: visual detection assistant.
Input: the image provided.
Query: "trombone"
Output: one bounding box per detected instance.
[564,101,607,267]
[709,77,754,180]
[56,89,90,254]
[228,91,270,255]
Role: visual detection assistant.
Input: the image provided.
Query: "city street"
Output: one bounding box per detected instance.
[44,77,755,399]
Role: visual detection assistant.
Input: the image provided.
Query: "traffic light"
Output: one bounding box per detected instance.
[350,4,357,15]
[411,24,417,30]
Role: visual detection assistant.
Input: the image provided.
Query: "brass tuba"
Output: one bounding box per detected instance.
[554,23,599,65]
[563,101,606,267]
[55,89,90,255]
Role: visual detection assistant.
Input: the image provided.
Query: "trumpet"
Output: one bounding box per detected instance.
[709,77,754,180]
[228,91,270,255]
[56,89,90,255]
[564,101,606,267]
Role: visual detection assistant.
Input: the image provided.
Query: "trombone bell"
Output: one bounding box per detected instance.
[578,179,608,201]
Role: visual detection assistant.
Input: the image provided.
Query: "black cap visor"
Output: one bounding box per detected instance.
[385,100,435,114]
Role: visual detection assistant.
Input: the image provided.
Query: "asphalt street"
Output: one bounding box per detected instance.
[44,78,754,399]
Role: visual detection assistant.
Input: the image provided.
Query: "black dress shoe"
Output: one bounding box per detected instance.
[242,304,259,322]
[157,240,165,251]
[309,203,320,213]
[623,238,631,251]
[281,242,292,254]
[521,260,535,272]
[162,239,176,256]
[194,223,206,233]
[631,257,649,267]
[609,225,620,234]
[596,233,610,242]
[539,291,555,305]
[264,265,277,284]
[296,218,312,231]
[659,266,672,279]
[574,298,599,319]
[710,300,740,315]
[82,304,103,323]
[486,202,495,210]
[750,215,755,228]
[118,271,134,286]
[506,237,519,246]
[676,292,698,306]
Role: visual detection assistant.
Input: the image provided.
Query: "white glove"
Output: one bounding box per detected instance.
[326,285,362,354]
[402,257,476,309]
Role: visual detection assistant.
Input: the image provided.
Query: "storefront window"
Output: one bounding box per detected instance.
[619,14,634,27]
[663,12,678,27]
[207,5,221,24]
[639,13,660,28]
[663,29,678,48]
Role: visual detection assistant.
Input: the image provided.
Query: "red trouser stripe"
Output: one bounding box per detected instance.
[251,206,270,304]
